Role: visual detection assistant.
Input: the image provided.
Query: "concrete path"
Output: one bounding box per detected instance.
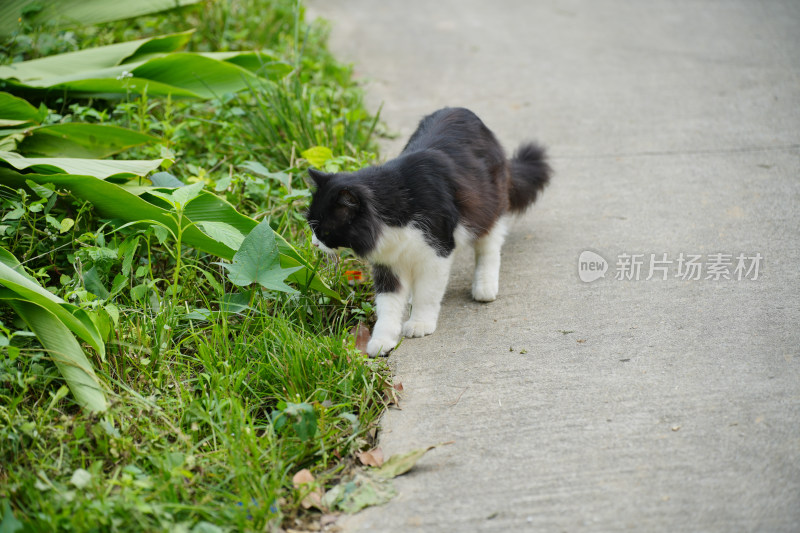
[308,1,800,531]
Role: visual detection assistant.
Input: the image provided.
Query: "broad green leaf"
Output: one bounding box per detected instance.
[0,133,22,152]
[301,146,333,168]
[200,51,293,79]
[0,91,44,124]
[1,1,200,36]
[239,160,273,177]
[0,151,164,179]
[174,187,335,298]
[129,53,264,99]
[17,124,159,158]
[6,299,107,413]
[60,217,75,233]
[0,498,23,533]
[24,179,54,198]
[120,31,196,64]
[149,172,184,187]
[0,166,234,257]
[169,181,205,207]
[0,32,193,81]
[216,221,302,293]
[0,35,284,100]
[69,468,92,489]
[276,402,317,442]
[82,266,109,299]
[148,181,204,210]
[240,160,291,188]
[0,247,105,359]
[1,77,203,101]
[197,221,245,250]
[0,119,28,127]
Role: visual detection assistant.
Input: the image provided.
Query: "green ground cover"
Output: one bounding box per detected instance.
[0,1,389,530]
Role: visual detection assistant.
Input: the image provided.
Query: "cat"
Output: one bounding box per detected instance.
[305,107,550,356]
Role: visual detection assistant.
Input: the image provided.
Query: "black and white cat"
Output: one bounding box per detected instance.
[306,107,550,356]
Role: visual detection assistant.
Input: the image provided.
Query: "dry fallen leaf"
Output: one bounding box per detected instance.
[292,468,313,487]
[383,381,403,407]
[322,472,397,514]
[357,447,385,467]
[350,323,371,354]
[292,468,324,509]
[374,442,453,479]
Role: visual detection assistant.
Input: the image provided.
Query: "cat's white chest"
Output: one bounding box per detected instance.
[367,223,473,266]
[367,225,435,271]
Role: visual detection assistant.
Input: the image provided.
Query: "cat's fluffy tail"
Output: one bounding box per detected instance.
[508,142,551,212]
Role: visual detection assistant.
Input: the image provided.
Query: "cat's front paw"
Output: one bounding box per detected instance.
[402,318,437,338]
[472,279,498,302]
[366,334,399,357]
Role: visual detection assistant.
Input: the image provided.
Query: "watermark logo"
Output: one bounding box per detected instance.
[578,250,762,282]
[578,250,608,282]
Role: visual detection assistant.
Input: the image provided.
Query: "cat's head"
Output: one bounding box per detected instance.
[305,168,378,256]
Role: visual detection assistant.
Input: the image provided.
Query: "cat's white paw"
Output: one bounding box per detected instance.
[472,280,498,302]
[366,334,399,357]
[402,318,437,338]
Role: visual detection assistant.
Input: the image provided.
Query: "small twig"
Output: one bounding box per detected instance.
[447,387,468,407]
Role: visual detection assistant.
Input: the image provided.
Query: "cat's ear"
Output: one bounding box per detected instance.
[337,188,360,210]
[308,168,332,188]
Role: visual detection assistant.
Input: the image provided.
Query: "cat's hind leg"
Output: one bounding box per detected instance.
[472,217,509,302]
[402,254,453,338]
[366,265,408,357]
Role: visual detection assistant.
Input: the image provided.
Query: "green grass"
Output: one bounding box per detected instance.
[0,1,388,530]
[1,300,388,530]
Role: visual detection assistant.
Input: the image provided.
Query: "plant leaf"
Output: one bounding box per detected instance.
[0,499,23,533]
[0,38,284,100]
[292,469,324,510]
[169,181,205,207]
[351,322,371,354]
[69,468,92,489]
[357,447,384,467]
[373,446,438,479]
[197,221,245,250]
[6,299,107,413]
[301,146,333,168]
[0,248,105,359]
[0,151,165,179]
[82,266,109,299]
[0,32,193,81]
[129,53,263,99]
[0,2,201,36]
[217,221,302,293]
[0,91,44,124]
[17,124,159,158]
[148,171,184,187]
[321,473,397,514]
[240,160,291,188]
